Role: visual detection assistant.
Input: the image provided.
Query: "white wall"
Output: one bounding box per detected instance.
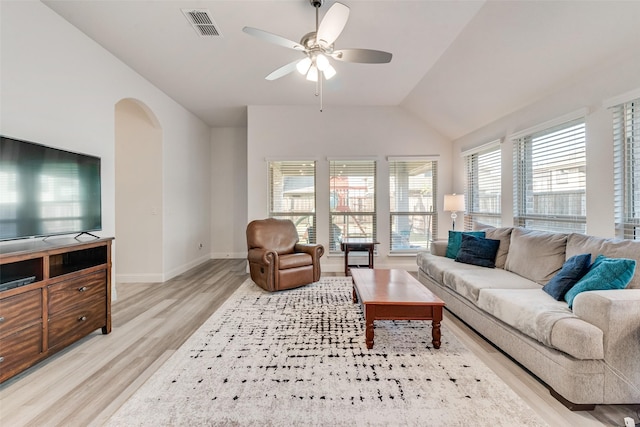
[247,105,453,272]
[1,1,212,284]
[211,127,248,259]
[115,99,163,282]
[451,50,640,238]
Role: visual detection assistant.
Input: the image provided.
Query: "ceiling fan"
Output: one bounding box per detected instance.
[243,0,392,110]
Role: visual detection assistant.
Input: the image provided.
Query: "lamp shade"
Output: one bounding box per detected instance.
[444,194,465,212]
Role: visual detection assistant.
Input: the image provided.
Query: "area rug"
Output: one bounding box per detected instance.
[106,277,547,426]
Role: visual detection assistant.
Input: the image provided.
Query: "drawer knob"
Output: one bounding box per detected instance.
[0,316,5,323]
[78,286,88,292]
[0,356,4,363]
[78,316,87,322]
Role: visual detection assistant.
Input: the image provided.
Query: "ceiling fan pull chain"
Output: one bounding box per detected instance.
[320,75,323,112]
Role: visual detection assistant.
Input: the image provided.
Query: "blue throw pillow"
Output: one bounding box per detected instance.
[564,255,637,308]
[445,231,485,259]
[542,253,591,300]
[454,234,500,268]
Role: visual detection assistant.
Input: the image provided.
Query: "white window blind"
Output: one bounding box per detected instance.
[389,159,438,252]
[329,160,376,252]
[268,160,316,243]
[513,118,586,233]
[613,98,640,240]
[464,143,501,230]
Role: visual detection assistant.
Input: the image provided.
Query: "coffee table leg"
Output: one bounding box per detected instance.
[365,305,374,349]
[352,285,358,303]
[432,307,443,349]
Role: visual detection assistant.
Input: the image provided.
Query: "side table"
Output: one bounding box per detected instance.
[340,238,380,276]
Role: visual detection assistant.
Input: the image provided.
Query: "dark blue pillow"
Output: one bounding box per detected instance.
[445,231,485,259]
[542,253,591,300]
[564,255,636,308]
[454,234,500,268]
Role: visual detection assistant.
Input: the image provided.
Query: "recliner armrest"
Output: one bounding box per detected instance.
[294,243,325,282]
[294,243,325,258]
[248,247,277,265]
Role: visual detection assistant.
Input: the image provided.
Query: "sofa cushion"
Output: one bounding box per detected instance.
[476,288,603,359]
[455,234,500,268]
[445,231,485,259]
[442,266,540,303]
[564,255,637,308]
[417,252,478,289]
[482,227,513,269]
[566,233,640,289]
[505,228,567,285]
[542,253,591,300]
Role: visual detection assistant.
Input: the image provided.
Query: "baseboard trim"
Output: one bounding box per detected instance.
[211,252,246,259]
[116,273,164,283]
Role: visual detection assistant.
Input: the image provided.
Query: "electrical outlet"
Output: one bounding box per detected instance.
[624,417,635,427]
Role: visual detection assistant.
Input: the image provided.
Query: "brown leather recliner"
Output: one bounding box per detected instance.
[246,218,324,292]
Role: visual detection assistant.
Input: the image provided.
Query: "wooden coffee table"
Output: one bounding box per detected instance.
[351,269,445,349]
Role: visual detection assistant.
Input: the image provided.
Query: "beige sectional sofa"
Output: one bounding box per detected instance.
[416,227,640,409]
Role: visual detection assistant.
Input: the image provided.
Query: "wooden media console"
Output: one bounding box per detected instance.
[0,237,113,383]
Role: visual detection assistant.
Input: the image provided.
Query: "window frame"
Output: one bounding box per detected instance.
[512,115,587,234]
[329,159,376,253]
[463,140,502,230]
[267,160,317,243]
[388,157,438,253]
[613,98,640,240]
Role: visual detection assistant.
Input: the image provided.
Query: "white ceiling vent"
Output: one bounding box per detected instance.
[181,9,221,37]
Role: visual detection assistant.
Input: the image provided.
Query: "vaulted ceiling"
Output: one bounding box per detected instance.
[43,0,640,140]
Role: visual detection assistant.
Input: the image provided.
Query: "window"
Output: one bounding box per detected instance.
[613,98,640,240]
[268,161,316,243]
[463,142,501,229]
[329,160,376,252]
[388,158,438,252]
[513,117,586,233]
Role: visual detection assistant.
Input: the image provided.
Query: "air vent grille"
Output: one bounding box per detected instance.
[181,9,221,37]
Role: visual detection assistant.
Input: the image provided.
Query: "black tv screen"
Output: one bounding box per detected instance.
[0,136,102,241]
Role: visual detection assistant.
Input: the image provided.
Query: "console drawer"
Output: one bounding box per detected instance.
[0,323,43,382]
[48,271,106,317]
[48,294,106,350]
[0,290,42,337]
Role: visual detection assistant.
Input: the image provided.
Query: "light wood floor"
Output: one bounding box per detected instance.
[0,259,638,426]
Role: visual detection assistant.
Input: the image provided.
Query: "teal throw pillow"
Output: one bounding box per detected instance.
[455,234,500,268]
[564,255,636,308]
[542,253,591,300]
[445,231,485,259]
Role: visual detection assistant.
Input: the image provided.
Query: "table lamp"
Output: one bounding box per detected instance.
[444,193,465,230]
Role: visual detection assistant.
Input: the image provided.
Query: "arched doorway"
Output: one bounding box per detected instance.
[115,98,163,282]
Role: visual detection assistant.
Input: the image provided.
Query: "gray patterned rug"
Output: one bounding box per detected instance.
[106,277,547,426]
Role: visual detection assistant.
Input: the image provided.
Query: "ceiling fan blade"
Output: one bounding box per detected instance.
[265,60,300,81]
[243,27,305,51]
[332,48,393,64]
[316,2,350,46]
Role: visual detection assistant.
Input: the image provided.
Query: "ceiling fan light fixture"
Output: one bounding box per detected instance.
[315,53,330,71]
[323,64,336,80]
[306,66,319,82]
[243,1,392,112]
[296,57,312,74]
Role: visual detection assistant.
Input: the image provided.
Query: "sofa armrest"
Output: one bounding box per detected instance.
[572,289,640,398]
[430,240,448,257]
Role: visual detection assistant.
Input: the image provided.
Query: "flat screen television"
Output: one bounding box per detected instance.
[0,136,102,241]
